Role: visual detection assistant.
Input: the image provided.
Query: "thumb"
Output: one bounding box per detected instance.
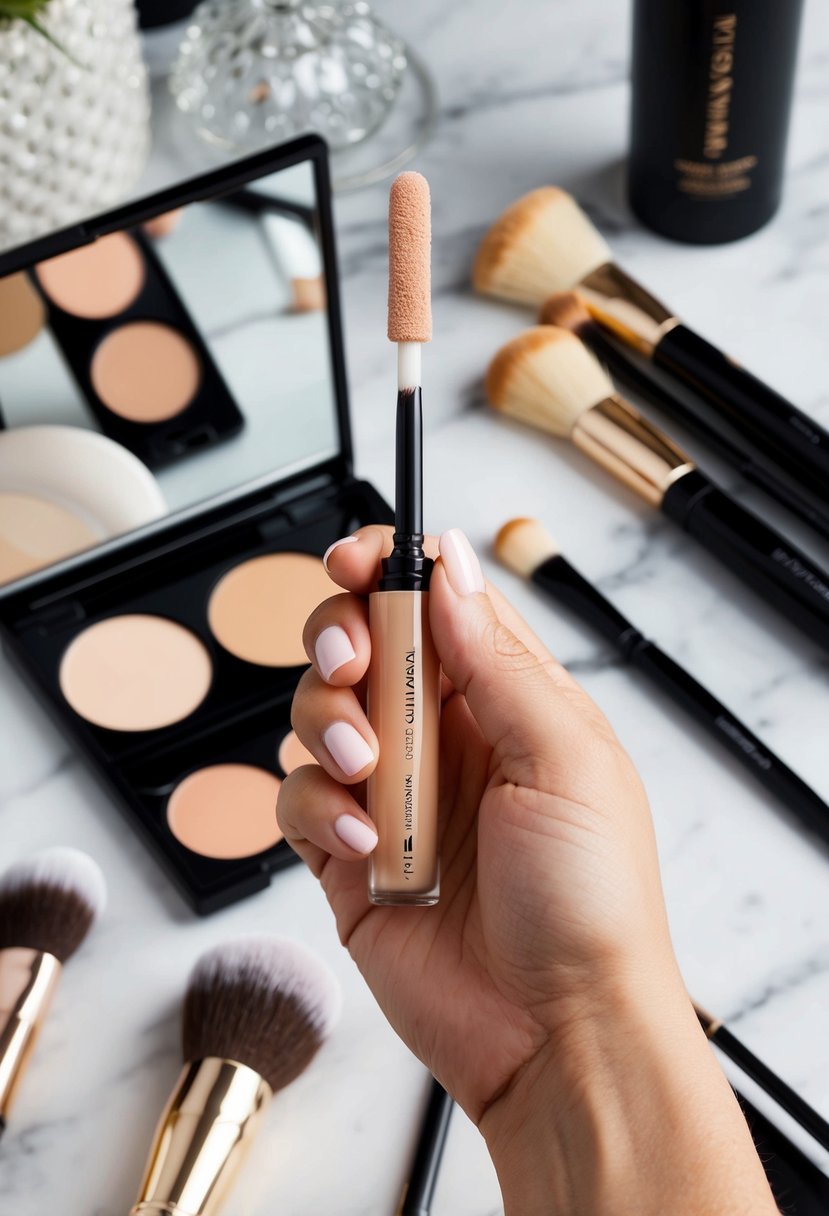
[429,529,582,771]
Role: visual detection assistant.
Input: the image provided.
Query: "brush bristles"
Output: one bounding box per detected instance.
[473,188,611,307]
[494,518,560,577]
[538,291,592,334]
[388,171,432,344]
[182,935,341,1094]
[485,326,613,437]
[0,847,106,961]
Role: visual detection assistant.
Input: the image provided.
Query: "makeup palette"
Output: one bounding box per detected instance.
[0,137,390,913]
[1,221,244,467]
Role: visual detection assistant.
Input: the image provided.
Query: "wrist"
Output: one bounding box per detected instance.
[480,964,776,1216]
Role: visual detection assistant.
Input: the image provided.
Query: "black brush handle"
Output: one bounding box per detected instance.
[736,1091,829,1214]
[400,1078,454,1216]
[655,325,829,502]
[627,642,829,840]
[713,1026,829,1152]
[662,469,829,653]
[587,329,829,542]
[533,556,829,843]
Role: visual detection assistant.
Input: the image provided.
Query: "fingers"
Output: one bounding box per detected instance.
[323,525,439,595]
[430,529,601,778]
[291,667,378,782]
[303,592,370,686]
[277,765,378,878]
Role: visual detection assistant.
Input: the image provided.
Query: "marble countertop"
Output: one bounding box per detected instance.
[4,2,829,1212]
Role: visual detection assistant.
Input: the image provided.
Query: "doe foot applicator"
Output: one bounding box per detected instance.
[367,172,441,906]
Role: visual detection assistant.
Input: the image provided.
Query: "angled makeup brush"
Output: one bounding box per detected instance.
[539,293,829,544]
[486,328,829,655]
[494,518,829,846]
[399,1077,454,1216]
[130,935,341,1216]
[367,171,441,906]
[474,187,829,502]
[696,1005,829,1152]
[0,846,106,1136]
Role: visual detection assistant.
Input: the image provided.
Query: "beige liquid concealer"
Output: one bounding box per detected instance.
[367,591,440,904]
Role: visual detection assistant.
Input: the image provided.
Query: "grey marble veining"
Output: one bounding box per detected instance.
[3,1,829,1211]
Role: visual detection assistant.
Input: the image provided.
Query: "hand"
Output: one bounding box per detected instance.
[280,523,682,1110]
[278,526,777,1215]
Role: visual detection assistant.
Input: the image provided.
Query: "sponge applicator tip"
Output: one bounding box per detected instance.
[388,171,432,344]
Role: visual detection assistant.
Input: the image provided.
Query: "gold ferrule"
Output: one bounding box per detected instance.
[0,947,61,1120]
[130,1059,272,1216]
[573,397,695,507]
[578,262,679,356]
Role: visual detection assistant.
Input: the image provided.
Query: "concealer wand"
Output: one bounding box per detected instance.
[367,172,441,906]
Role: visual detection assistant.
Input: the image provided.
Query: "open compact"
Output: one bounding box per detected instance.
[0,137,390,913]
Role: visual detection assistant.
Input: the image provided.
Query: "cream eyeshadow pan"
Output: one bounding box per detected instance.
[166,763,283,859]
[35,232,146,319]
[90,321,202,423]
[59,613,213,732]
[207,552,334,666]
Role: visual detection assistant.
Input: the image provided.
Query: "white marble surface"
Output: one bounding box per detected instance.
[3,1,829,1212]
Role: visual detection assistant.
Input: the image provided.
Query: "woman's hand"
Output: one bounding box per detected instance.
[278,526,777,1215]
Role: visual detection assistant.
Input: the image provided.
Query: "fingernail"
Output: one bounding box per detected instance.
[323,535,359,573]
[315,625,356,681]
[440,529,485,596]
[322,721,374,776]
[334,813,378,854]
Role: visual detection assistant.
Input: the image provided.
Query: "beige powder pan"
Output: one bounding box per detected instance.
[35,232,145,319]
[167,763,283,859]
[207,552,333,667]
[59,613,212,732]
[278,729,318,775]
[91,321,202,423]
[0,272,46,356]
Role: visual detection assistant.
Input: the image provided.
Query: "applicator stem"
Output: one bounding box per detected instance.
[398,342,422,391]
[394,387,424,544]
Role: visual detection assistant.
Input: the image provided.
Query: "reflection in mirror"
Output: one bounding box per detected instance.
[0,158,338,588]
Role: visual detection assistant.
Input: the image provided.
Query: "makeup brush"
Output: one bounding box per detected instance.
[696,1005,829,1152]
[0,846,106,1136]
[474,187,829,501]
[486,328,829,655]
[130,935,341,1216]
[366,171,441,907]
[539,293,829,544]
[399,1077,454,1216]
[494,517,829,845]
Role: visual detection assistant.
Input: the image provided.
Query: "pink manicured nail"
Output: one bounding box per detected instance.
[334,813,378,854]
[322,721,374,776]
[440,529,485,596]
[315,625,356,681]
[323,535,359,573]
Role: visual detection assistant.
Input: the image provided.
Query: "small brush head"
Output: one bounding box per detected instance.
[538,291,592,334]
[0,847,106,962]
[182,935,342,1093]
[494,518,560,578]
[485,326,614,437]
[388,171,432,343]
[473,188,611,306]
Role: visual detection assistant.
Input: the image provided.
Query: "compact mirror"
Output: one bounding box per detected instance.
[0,149,340,588]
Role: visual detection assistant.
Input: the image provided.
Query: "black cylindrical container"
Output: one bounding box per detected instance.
[628,0,804,244]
